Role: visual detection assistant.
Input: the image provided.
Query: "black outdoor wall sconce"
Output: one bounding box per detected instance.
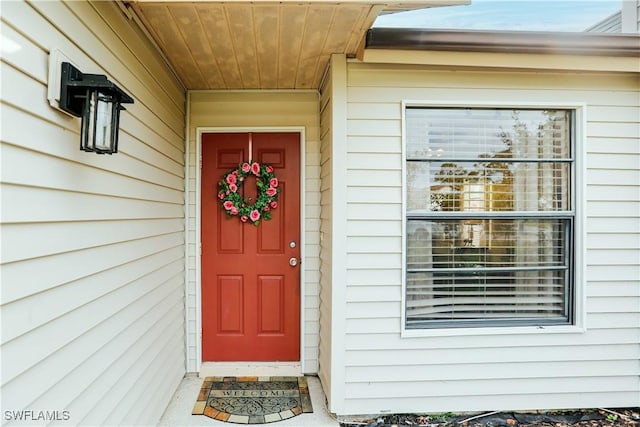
[59,62,134,154]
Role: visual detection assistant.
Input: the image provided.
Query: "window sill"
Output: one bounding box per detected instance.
[401,324,585,338]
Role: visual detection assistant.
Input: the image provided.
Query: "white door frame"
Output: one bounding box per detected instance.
[194,127,307,374]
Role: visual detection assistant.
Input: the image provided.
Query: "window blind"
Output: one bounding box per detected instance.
[405,108,573,328]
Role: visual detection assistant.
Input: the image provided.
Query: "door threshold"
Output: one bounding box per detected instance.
[199,362,302,378]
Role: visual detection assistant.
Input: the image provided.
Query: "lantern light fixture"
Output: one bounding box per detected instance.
[59,62,134,155]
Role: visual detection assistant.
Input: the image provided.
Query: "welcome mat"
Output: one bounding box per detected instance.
[192,376,313,424]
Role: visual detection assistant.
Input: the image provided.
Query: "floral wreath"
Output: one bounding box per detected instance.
[218,161,280,226]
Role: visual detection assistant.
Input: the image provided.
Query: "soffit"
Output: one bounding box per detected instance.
[124,1,468,90]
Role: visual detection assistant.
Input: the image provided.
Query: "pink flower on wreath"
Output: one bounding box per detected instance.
[229,183,238,193]
[251,162,260,175]
[230,206,239,216]
[266,187,277,197]
[218,192,225,199]
[269,178,278,188]
[226,174,237,185]
[240,215,248,223]
[266,165,274,173]
[270,201,278,209]
[264,206,270,212]
[250,209,261,222]
[241,162,251,173]
[223,200,234,210]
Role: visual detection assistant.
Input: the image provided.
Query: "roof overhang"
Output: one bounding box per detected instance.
[123,0,469,90]
[360,28,640,73]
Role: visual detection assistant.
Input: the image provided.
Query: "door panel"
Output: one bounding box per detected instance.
[257,275,285,334]
[218,276,244,334]
[201,132,301,361]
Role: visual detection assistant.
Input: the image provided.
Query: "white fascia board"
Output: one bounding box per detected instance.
[359,49,640,73]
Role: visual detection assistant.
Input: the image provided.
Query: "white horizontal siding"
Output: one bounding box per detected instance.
[334,391,639,415]
[346,313,640,332]
[0,1,185,425]
[589,3,639,35]
[185,90,321,373]
[348,87,640,106]
[585,11,622,33]
[345,360,640,382]
[343,376,638,399]
[339,62,640,415]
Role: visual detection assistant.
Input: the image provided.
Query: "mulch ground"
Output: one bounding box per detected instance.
[340,408,639,427]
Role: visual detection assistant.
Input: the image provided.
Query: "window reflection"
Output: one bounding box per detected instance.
[405,108,573,326]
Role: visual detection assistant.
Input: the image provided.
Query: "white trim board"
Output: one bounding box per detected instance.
[199,362,302,378]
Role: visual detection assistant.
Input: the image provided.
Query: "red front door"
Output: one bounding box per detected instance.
[201,132,301,361]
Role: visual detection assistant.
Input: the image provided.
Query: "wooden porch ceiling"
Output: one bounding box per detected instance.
[124,0,468,90]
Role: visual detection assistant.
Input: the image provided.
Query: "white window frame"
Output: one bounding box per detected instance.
[400,100,587,338]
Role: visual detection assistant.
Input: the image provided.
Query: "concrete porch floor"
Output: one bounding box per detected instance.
[159,374,339,427]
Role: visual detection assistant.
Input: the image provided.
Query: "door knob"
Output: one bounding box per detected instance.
[289,257,298,267]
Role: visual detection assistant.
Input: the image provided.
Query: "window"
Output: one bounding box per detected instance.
[405,107,574,329]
